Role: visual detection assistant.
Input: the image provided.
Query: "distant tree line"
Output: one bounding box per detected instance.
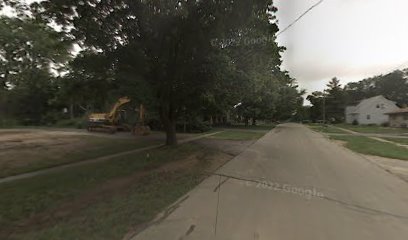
[307,69,408,123]
[0,0,305,145]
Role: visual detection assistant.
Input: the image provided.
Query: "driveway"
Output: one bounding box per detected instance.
[130,123,408,240]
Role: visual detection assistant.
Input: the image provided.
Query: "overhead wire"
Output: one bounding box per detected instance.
[276,0,326,36]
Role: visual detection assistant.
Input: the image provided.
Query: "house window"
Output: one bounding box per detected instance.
[367,115,371,120]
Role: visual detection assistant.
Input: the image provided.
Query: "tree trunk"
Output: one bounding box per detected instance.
[164,119,177,145]
[160,104,178,146]
[69,101,74,120]
[252,118,256,126]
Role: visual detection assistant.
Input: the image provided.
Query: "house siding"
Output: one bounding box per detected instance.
[344,96,399,125]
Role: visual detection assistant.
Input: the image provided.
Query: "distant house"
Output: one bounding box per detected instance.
[386,108,408,128]
[345,95,399,125]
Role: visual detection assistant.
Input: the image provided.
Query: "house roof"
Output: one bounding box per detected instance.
[346,95,394,114]
[386,107,408,115]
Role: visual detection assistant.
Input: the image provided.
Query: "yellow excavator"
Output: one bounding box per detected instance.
[87,97,150,135]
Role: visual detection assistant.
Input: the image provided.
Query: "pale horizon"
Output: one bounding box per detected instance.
[275,0,408,94]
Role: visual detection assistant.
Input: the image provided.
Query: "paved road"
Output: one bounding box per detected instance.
[131,123,408,240]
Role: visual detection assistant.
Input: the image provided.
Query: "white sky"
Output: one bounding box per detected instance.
[275,0,408,94]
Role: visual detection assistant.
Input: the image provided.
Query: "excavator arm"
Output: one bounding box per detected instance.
[106,97,131,123]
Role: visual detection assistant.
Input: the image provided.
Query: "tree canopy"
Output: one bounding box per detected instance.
[307,69,408,123]
[1,0,304,144]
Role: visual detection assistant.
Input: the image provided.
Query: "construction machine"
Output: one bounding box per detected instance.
[87,97,150,135]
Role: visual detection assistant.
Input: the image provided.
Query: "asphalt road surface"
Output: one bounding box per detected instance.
[131,123,408,240]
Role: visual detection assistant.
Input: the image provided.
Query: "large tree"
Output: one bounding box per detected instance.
[324,77,345,122]
[35,0,284,145]
[344,69,408,106]
[0,15,71,123]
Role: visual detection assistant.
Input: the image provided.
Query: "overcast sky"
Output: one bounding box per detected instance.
[3,0,408,95]
[275,0,408,94]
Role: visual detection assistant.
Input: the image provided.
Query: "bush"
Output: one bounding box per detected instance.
[381,122,390,127]
[176,119,211,133]
[0,118,18,128]
[401,123,407,128]
[352,120,359,125]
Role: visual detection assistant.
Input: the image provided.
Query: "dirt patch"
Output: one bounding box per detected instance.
[7,148,232,236]
[0,133,89,177]
[331,139,347,147]
[0,130,33,136]
[0,128,161,178]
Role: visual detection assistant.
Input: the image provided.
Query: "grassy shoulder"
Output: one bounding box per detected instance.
[307,124,348,134]
[382,137,408,145]
[335,123,408,134]
[210,129,267,140]
[0,134,160,178]
[220,123,275,131]
[0,142,231,240]
[330,135,408,160]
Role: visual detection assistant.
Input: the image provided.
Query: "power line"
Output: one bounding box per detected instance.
[277,0,326,36]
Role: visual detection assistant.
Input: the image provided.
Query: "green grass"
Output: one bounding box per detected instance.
[222,123,275,131]
[0,135,160,178]
[308,124,347,134]
[210,130,266,140]
[0,143,218,240]
[335,123,408,134]
[382,137,408,145]
[330,135,408,160]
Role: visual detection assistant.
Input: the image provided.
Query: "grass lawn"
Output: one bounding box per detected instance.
[382,137,408,145]
[225,124,275,131]
[210,130,267,140]
[0,134,160,178]
[307,124,348,134]
[0,142,229,240]
[330,135,408,160]
[335,123,408,134]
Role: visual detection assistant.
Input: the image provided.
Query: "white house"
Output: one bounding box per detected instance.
[345,95,399,125]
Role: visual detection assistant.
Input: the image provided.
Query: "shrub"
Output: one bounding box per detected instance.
[352,119,359,125]
[0,118,18,128]
[176,119,211,133]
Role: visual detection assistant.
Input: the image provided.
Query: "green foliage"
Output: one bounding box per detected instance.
[33,0,302,144]
[344,69,408,106]
[2,1,303,144]
[307,77,346,123]
[0,15,71,124]
[306,91,324,122]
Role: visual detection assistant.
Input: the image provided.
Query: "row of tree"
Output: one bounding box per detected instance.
[307,69,408,123]
[0,0,305,145]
